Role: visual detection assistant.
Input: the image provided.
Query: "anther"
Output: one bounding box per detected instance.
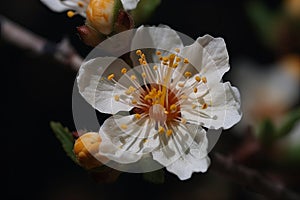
[166,129,173,136]
[107,74,115,80]
[158,126,165,134]
[135,113,141,119]
[183,58,189,64]
[136,50,142,56]
[114,95,120,101]
[121,68,127,74]
[184,71,192,78]
[67,11,75,18]
[120,124,128,130]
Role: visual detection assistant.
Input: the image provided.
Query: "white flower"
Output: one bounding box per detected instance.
[77,26,242,180]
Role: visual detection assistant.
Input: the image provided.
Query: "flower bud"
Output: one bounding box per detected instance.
[73,132,108,169]
[86,0,122,35]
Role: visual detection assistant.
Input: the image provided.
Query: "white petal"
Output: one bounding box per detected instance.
[99,132,142,164]
[77,57,133,114]
[165,127,210,180]
[121,0,140,10]
[152,123,201,168]
[99,115,160,164]
[41,0,70,12]
[182,82,242,129]
[180,35,230,87]
[167,156,210,180]
[131,25,184,63]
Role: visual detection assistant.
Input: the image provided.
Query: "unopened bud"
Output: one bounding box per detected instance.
[73,132,108,169]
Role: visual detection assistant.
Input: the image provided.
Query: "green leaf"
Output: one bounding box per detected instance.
[277,108,300,138]
[143,169,165,184]
[246,1,279,49]
[256,118,276,145]
[130,0,161,25]
[50,121,78,164]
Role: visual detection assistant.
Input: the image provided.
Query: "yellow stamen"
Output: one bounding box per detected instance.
[156,51,161,56]
[135,113,141,119]
[121,68,127,74]
[153,65,158,70]
[120,124,128,130]
[202,77,207,83]
[178,83,185,87]
[77,1,84,7]
[195,76,201,82]
[173,63,179,68]
[144,95,151,101]
[193,88,198,93]
[131,99,137,104]
[166,129,173,136]
[183,58,189,64]
[141,54,146,59]
[107,74,115,80]
[175,48,180,53]
[142,61,147,66]
[170,104,177,112]
[192,104,197,109]
[142,72,146,78]
[202,103,208,109]
[138,58,143,65]
[136,49,142,56]
[176,57,181,62]
[131,75,137,80]
[114,95,120,101]
[67,11,75,18]
[158,126,165,134]
[163,57,169,62]
[180,95,188,100]
[184,71,192,78]
[168,54,176,68]
[181,118,187,124]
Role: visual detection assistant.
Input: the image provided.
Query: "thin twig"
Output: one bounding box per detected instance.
[211,153,300,200]
[0,15,83,70]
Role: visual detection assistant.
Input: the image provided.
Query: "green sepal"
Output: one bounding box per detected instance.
[50,121,78,164]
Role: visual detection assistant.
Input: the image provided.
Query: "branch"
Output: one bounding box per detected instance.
[211,153,300,200]
[0,15,83,71]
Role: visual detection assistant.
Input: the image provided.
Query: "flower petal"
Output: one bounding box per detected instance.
[121,0,140,10]
[131,25,184,64]
[182,82,242,129]
[77,57,133,114]
[180,35,230,87]
[41,0,70,12]
[152,123,201,168]
[163,125,210,180]
[99,115,160,164]
[167,156,210,180]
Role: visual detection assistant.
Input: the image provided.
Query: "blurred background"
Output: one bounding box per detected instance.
[3,0,300,199]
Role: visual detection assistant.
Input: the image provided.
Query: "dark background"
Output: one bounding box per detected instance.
[2,0,291,199]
